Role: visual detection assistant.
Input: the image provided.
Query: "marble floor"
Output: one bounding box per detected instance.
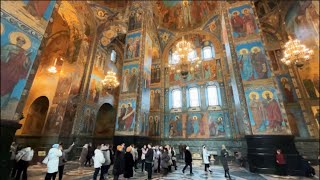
[23,160,318,180]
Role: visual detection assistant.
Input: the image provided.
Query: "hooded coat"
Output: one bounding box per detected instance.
[161,151,170,169]
[202,147,210,164]
[93,149,105,168]
[47,145,62,173]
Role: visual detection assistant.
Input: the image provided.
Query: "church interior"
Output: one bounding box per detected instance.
[1,0,319,179]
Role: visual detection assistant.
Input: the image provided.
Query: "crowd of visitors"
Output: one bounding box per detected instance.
[11,141,316,180]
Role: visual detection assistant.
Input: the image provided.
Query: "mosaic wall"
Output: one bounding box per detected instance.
[87,47,115,105]
[229,4,259,40]
[115,98,137,135]
[151,64,161,84]
[128,2,143,32]
[287,106,309,138]
[244,86,290,134]
[125,31,141,60]
[80,105,97,135]
[147,113,161,137]
[121,63,139,94]
[4,1,318,142]
[141,33,152,112]
[164,111,230,139]
[275,74,298,103]
[203,15,222,41]
[153,1,220,32]
[1,1,56,120]
[235,40,271,81]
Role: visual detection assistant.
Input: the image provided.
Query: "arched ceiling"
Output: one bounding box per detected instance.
[153,1,220,32]
[87,1,128,48]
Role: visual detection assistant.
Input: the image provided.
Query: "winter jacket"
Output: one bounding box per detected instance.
[124,152,134,178]
[79,147,88,164]
[220,149,229,170]
[113,150,125,176]
[202,148,210,164]
[46,147,62,173]
[133,148,138,161]
[93,149,105,168]
[141,148,147,160]
[161,151,170,168]
[145,148,154,163]
[15,147,34,162]
[59,144,74,166]
[102,149,111,166]
[185,150,192,163]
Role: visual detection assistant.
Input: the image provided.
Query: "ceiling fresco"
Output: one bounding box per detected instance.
[153,1,220,32]
[87,1,128,48]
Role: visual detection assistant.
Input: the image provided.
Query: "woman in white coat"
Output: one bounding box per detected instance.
[44,144,62,180]
[202,145,212,173]
[93,145,105,180]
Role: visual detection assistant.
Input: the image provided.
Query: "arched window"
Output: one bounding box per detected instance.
[202,45,215,60]
[207,85,219,106]
[172,89,182,108]
[189,87,200,107]
[188,50,197,61]
[169,50,180,65]
[111,50,116,62]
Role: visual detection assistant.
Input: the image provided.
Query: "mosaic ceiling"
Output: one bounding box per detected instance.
[153,1,220,32]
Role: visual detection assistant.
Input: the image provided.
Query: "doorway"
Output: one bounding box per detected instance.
[22,96,49,135]
[94,103,115,137]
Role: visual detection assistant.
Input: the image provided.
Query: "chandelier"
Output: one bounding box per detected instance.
[168,36,201,79]
[101,71,120,90]
[280,36,314,68]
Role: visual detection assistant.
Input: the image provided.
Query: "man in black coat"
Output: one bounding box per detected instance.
[182,146,193,175]
[145,144,154,180]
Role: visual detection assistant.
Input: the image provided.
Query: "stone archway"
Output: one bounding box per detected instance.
[22,96,49,135]
[94,103,116,137]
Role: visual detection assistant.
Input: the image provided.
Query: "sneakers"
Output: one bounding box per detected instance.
[190,173,194,175]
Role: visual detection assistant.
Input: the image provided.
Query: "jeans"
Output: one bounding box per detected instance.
[11,160,18,178]
[85,157,92,166]
[204,164,210,171]
[101,165,110,179]
[45,172,57,180]
[157,158,161,173]
[93,167,101,180]
[225,169,231,178]
[134,160,138,169]
[172,160,177,170]
[141,159,145,172]
[58,165,64,180]
[15,160,29,180]
[145,162,152,179]
[183,162,192,174]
